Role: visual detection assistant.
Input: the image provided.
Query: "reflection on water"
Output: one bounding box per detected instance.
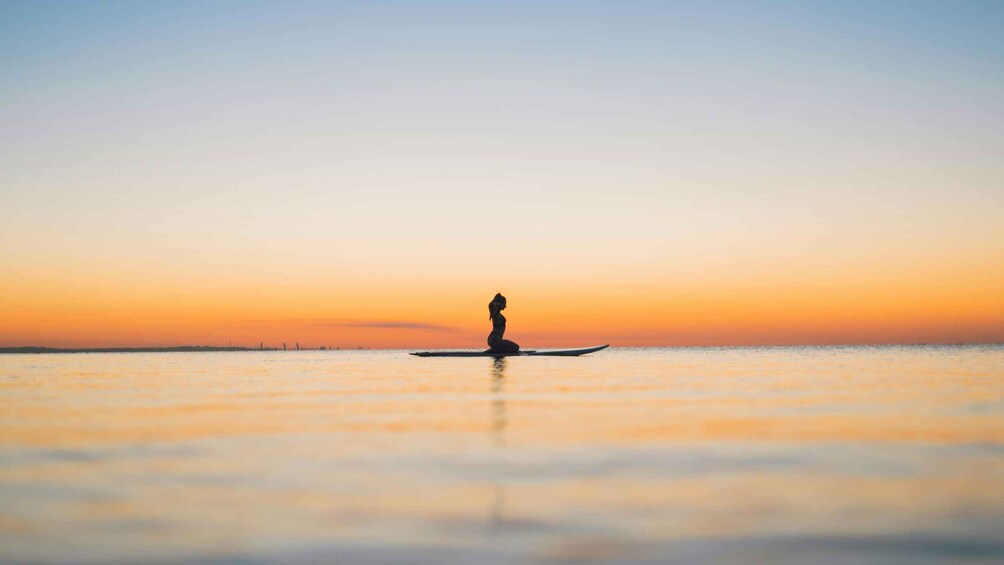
[491,357,507,447]
[0,345,1003,563]
[490,357,507,533]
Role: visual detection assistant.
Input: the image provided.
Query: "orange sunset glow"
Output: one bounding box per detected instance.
[3,244,1002,348]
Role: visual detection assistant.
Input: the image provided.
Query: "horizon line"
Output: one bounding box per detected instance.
[2,341,1001,354]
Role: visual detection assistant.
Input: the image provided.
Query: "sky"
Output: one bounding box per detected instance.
[1,0,1003,348]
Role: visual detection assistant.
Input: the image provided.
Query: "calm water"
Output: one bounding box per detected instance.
[1,346,1002,564]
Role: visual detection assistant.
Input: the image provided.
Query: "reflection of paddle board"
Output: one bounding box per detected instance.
[410,345,609,358]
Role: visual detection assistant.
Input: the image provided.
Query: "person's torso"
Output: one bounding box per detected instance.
[491,312,506,333]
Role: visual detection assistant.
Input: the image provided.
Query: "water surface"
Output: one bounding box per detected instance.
[1,346,1002,563]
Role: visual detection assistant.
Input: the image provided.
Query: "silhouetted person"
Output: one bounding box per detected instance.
[487,293,520,354]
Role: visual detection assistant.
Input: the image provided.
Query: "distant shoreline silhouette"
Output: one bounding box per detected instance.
[0,346,275,354]
[4,343,999,355]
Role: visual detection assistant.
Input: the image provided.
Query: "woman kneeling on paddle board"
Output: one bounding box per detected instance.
[487,293,519,354]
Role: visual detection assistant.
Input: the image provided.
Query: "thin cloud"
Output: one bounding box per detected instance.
[310,320,462,333]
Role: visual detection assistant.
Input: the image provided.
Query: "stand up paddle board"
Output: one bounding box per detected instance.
[411,344,609,357]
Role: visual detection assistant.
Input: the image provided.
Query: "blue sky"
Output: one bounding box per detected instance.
[2,1,1003,346]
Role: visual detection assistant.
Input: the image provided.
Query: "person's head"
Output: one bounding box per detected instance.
[488,292,507,318]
